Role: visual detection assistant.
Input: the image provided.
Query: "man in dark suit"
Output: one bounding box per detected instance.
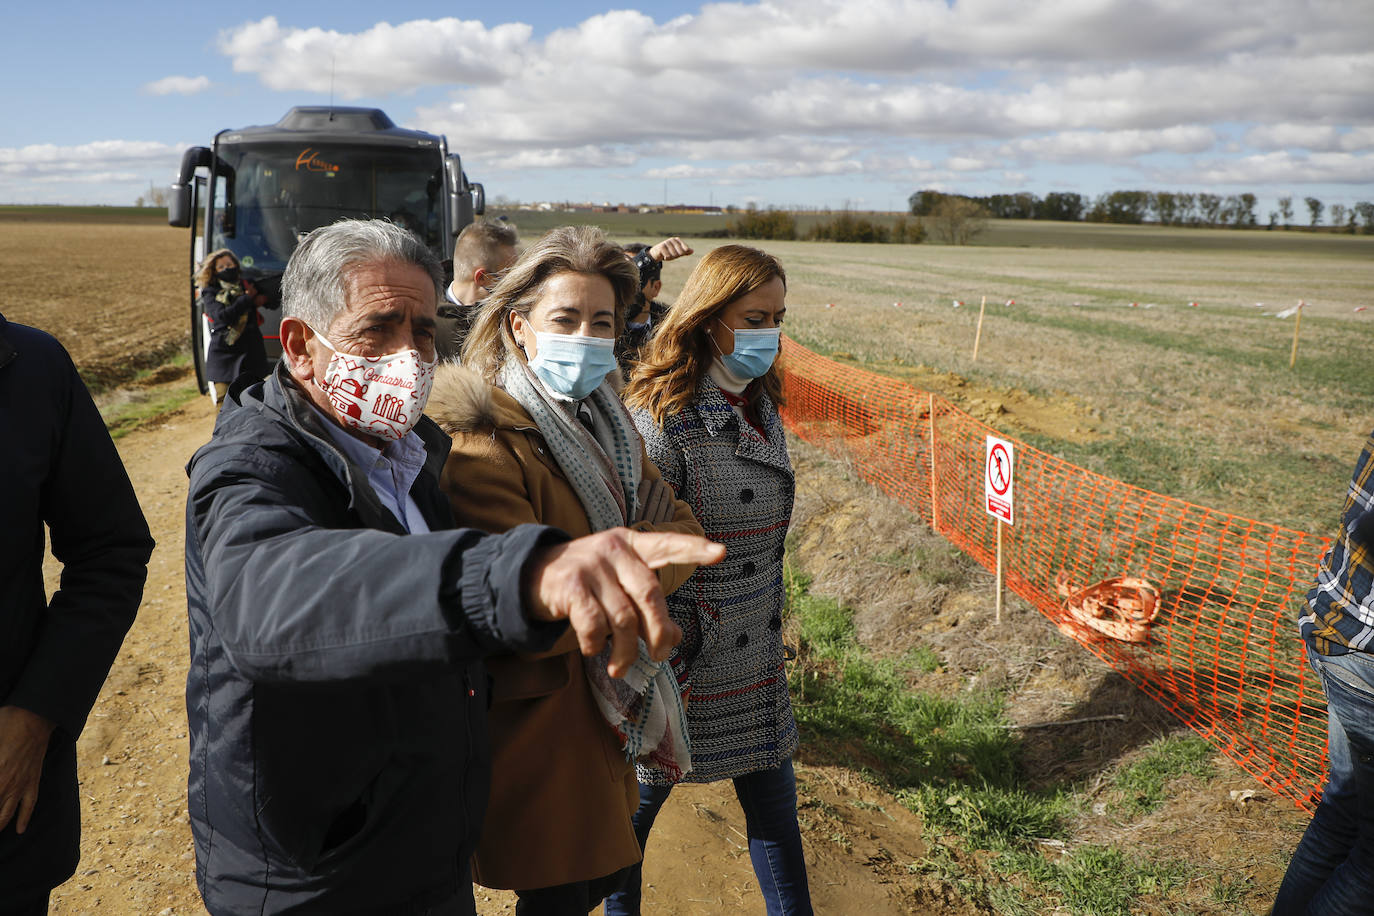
[0,313,153,915]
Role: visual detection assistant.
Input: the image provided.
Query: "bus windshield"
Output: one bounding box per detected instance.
[211,142,443,273]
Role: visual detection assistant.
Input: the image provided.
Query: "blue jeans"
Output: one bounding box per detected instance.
[1272,645,1374,915]
[603,758,812,916]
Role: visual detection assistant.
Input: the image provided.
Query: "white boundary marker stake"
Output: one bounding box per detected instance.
[972,296,988,361]
[984,436,1015,624]
[1289,300,1305,369]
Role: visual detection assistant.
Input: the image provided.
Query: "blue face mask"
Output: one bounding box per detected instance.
[527,332,618,400]
[718,324,781,380]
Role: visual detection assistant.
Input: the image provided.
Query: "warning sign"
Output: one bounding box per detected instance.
[985,436,1015,525]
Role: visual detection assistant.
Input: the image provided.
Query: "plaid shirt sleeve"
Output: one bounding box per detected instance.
[1302,429,1374,655]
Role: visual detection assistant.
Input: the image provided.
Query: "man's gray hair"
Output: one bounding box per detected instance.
[282,219,445,332]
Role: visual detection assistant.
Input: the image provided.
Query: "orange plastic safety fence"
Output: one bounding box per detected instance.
[778,338,1331,812]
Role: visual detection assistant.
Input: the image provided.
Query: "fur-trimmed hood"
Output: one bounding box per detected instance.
[426,361,532,435]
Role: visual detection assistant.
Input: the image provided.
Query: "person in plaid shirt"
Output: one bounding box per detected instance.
[1273,431,1374,914]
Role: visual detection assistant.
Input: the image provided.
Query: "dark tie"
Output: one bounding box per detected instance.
[576,404,596,435]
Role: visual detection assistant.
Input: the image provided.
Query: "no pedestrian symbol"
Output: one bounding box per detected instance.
[985,436,1015,525]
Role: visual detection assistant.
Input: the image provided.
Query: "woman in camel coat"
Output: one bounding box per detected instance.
[428,225,704,914]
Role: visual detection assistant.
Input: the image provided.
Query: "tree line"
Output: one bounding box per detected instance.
[723,204,927,243]
[909,189,1374,233]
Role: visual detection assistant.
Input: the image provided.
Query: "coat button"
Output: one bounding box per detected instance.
[742,561,757,578]
[740,488,754,503]
[769,616,782,631]
[736,633,749,648]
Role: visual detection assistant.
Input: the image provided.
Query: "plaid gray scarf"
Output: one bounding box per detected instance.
[499,358,692,780]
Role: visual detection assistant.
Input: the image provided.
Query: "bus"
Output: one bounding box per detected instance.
[168,106,484,393]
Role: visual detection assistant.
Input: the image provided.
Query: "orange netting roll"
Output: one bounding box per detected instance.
[777,337,1330,812]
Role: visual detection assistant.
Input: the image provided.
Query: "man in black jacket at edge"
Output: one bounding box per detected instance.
[184,219,722,915]
[0,313,154,915]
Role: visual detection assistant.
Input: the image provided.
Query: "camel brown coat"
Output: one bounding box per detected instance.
[427,364,703,890]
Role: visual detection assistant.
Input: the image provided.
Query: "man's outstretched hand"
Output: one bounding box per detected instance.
[526,529,725,678]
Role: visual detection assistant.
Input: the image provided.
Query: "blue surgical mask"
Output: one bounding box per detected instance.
[717,323,781,380]
[527,332,618,400]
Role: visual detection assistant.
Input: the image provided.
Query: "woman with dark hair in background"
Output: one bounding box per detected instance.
[608,244,812,915]
[193,248,269,406]
[427,225,705,914]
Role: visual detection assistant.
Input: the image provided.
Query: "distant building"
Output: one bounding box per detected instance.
[663,204,725,215]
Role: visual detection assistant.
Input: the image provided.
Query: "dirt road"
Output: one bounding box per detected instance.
[45,378,932,915]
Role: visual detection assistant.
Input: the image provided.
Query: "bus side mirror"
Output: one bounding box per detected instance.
[169,146,211,227]
[445,153,475,235]
[168,183,194,227]
[471,182,486,216]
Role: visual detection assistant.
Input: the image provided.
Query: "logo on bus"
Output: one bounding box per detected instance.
[295,148,340,173]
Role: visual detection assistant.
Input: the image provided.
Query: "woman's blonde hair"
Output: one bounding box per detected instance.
[461,225,638,382]
[624,244,786,427]
[193,248,238,290]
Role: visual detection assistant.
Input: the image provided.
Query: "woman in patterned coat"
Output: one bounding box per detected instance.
[608,245,812,916]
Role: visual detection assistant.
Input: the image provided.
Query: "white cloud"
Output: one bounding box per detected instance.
[143,75,212,96]
[29,170,143,185]
[217,16,531,97]
[0,140,184,170]
[0,140,185,198]
[490,146,638,170]
[1152,151,1374,186]
[645,137,864,164]
[1246,124,1374,152]
[1003,127,1217,163]
[947,156,996,172]
[185,4,1374,199]
[643,158,867,180]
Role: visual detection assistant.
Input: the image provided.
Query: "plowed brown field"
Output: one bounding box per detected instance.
[0,218,188,389]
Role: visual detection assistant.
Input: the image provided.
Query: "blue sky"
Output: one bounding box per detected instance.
[4,1,1372,218]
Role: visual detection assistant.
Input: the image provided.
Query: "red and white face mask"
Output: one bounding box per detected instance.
[312,332,436,441]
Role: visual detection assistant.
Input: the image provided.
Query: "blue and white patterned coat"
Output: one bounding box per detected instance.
[630,377,798,784]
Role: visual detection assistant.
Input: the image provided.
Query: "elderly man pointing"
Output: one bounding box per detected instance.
[184,220,722,916]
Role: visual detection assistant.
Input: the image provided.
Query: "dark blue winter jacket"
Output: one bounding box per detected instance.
[184,362,567,914]
[0,313,152,895]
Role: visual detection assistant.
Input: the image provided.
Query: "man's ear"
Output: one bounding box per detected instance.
[280,317,317,381]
